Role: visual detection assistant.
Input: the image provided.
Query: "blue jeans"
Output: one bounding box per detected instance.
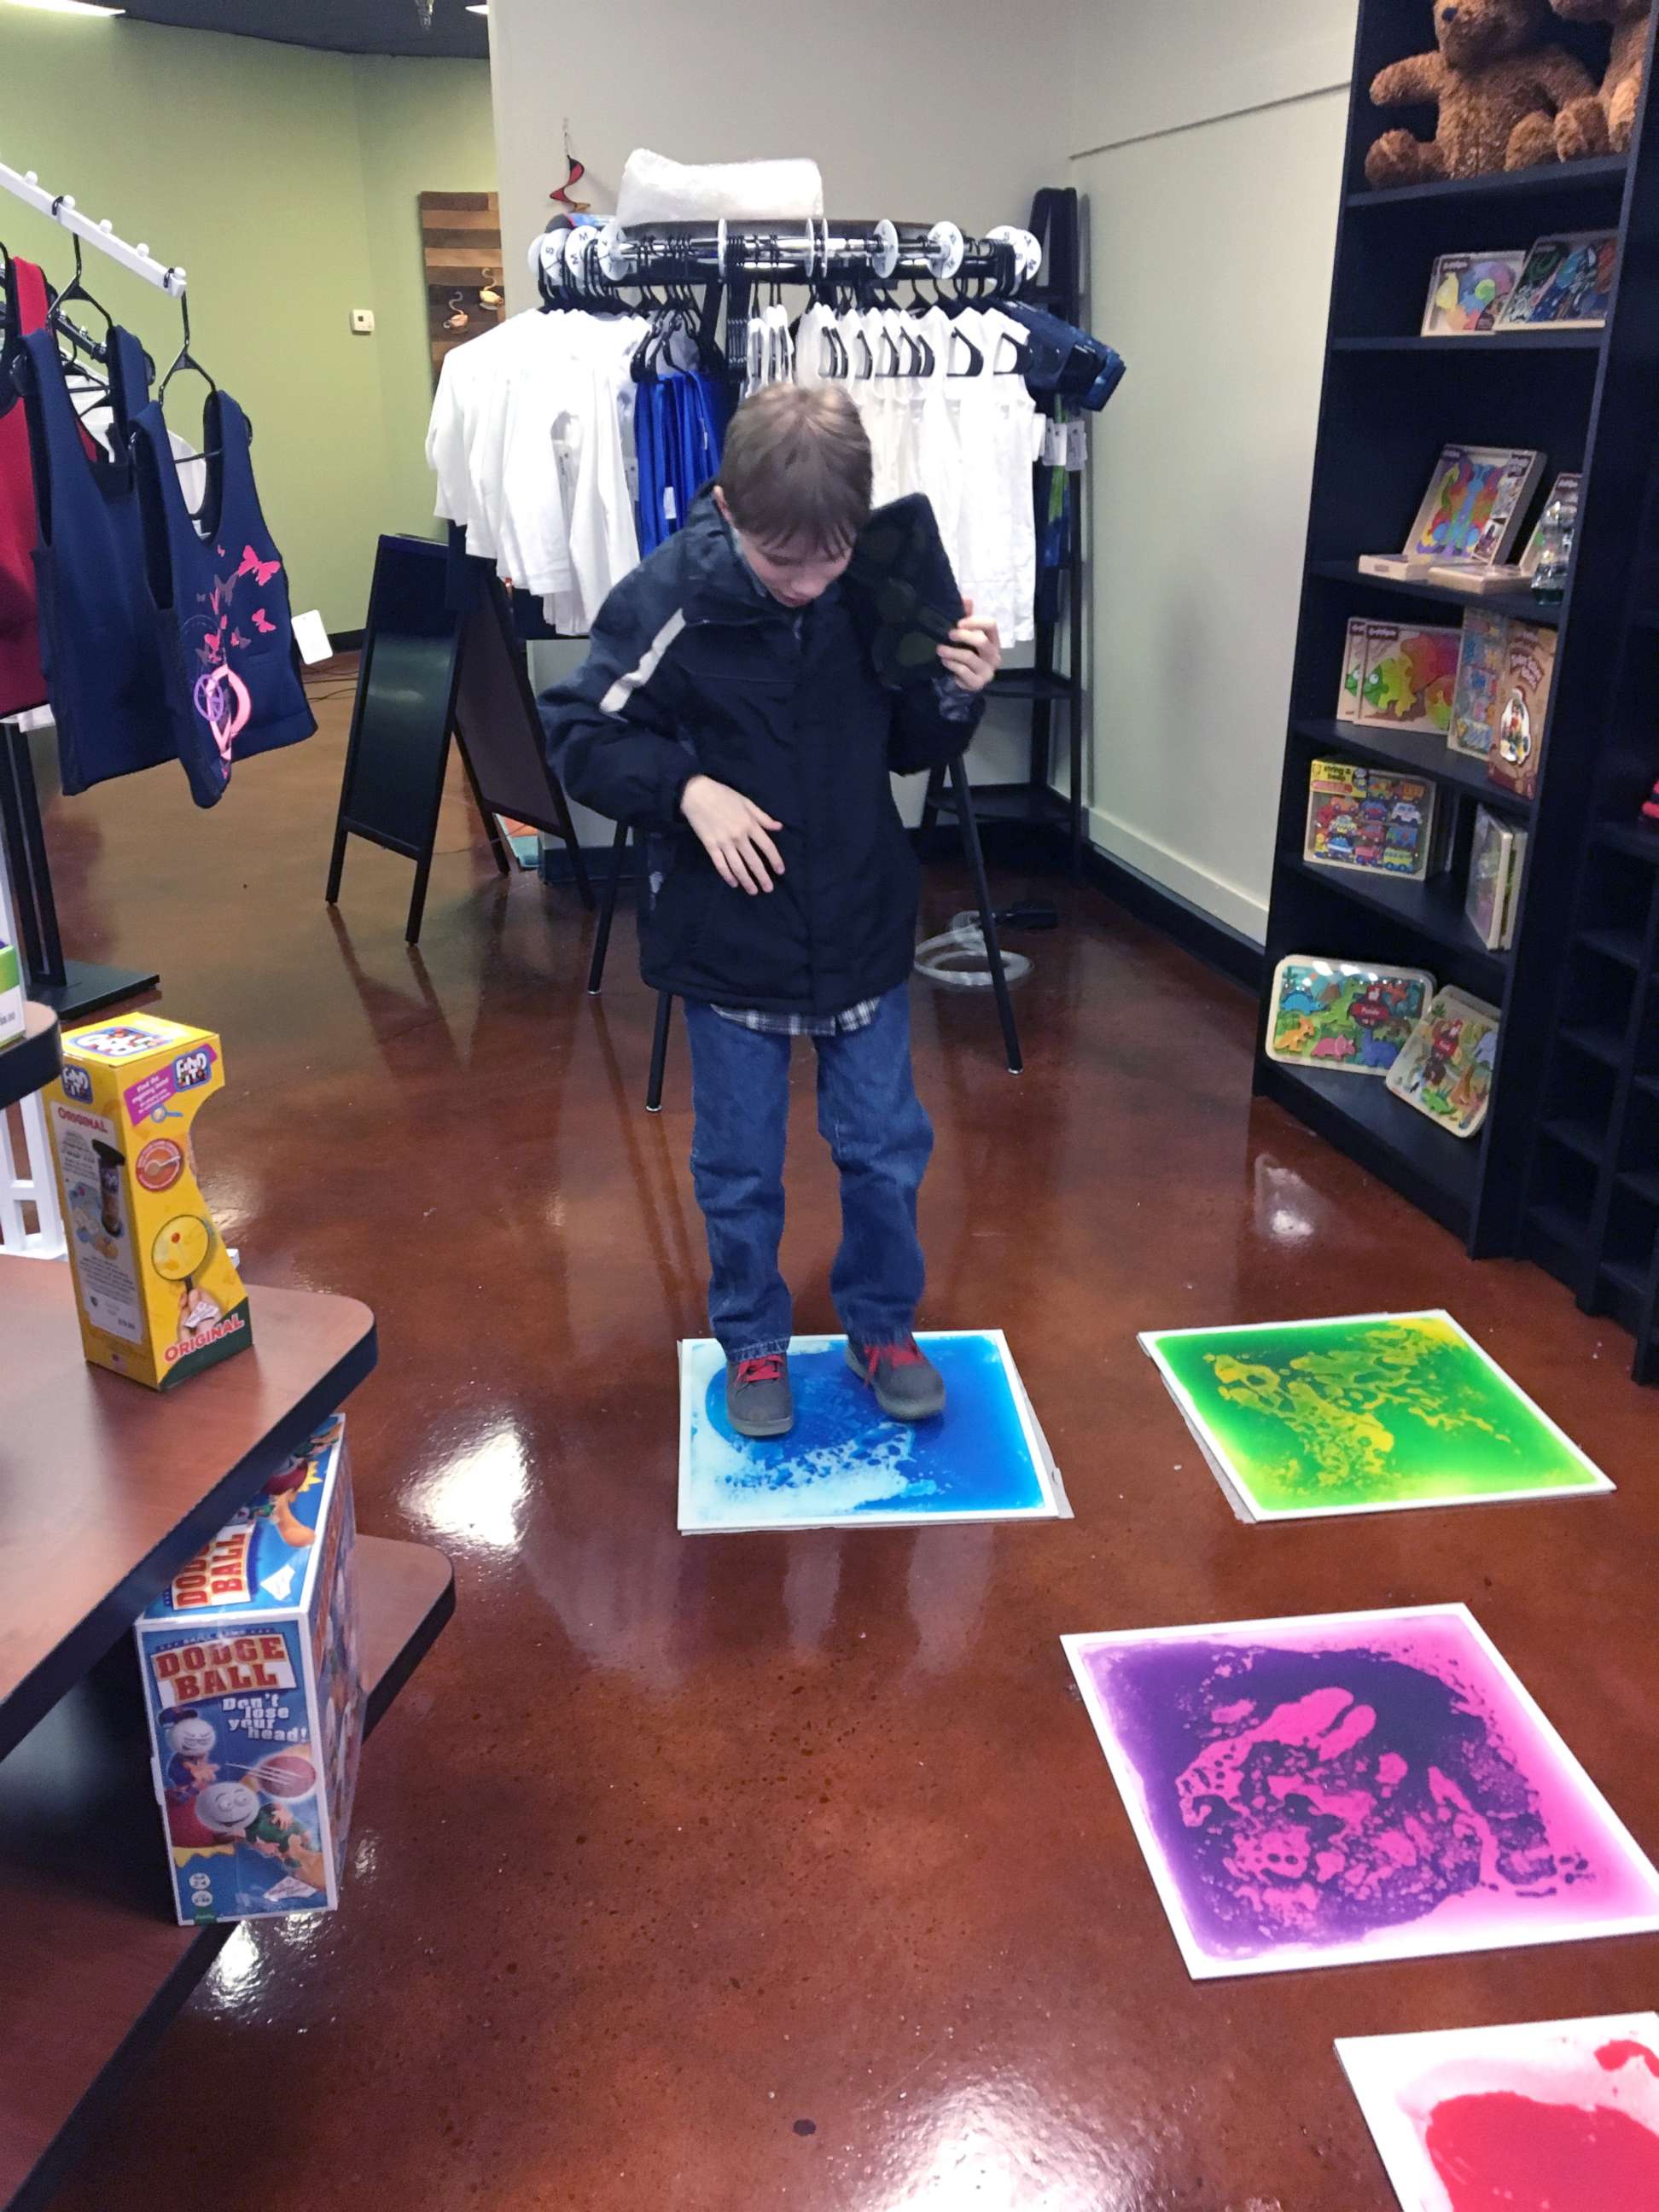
[684,987,934,1362]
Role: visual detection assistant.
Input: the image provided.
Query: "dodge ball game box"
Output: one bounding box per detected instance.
[135,1412,364,1925]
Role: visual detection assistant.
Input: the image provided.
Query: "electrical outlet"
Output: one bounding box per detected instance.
[350,307,375,335]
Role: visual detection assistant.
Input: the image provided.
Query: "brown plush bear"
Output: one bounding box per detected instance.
[1365,0,1598,186]
[1550,0,1651,156]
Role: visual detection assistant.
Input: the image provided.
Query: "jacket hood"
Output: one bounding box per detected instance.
[679,490,773,626]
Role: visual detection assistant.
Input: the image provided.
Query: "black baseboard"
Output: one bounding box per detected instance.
[1080,843,1262,991]
[329,627,366,653]
[536,824,1264,992]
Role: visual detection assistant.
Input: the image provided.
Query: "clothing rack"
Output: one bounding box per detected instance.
[920,184,1090,876]
[0,154,181,1016]
[552,209,1039,1093]
[0,156,186,297]
[538,214,1041,375]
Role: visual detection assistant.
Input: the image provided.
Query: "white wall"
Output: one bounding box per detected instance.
[1070,0,1356,157]
[1075,0,1359,940]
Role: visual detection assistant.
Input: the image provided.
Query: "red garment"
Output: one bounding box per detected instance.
[0,252,49,717]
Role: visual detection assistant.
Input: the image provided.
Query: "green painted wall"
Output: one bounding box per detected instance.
[352,55,500,547]
[0,14,494,629]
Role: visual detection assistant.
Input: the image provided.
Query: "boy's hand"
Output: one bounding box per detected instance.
[681,774,785,895]
[937,598,1002,694]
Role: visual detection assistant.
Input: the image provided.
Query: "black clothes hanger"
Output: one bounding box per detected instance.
[159,289,217,406]
[46,223,114,351]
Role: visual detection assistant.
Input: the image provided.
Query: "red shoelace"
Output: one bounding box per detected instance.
[735,1355,786,1387]
[861,1341,924,1368]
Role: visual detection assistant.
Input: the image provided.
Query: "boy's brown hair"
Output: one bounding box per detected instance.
[717,385,873,556]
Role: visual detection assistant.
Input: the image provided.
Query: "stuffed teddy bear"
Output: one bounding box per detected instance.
[1365,0,1598,186]
[1549,0,1651,156]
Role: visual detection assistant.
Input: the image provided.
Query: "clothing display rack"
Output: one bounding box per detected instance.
[560,208,1039,1095]
[0,152,184,1016]
[1255,0,1659,1385]
[920,184,1089,877]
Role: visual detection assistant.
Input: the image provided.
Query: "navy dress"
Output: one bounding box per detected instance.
[129,388,314,809]
[19,323,178,793]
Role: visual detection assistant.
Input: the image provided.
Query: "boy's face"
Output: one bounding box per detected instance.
[715,487,853,609]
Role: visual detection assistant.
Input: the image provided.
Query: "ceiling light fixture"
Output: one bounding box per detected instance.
[6,0,126,15]
[466,4,488,12]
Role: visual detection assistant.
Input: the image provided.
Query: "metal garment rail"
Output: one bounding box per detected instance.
[0,155,186,297]
[534,215,1042,399]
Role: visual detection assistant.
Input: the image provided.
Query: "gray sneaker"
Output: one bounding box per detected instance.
[847,1337,946,1423]
[727,1353,794,1439]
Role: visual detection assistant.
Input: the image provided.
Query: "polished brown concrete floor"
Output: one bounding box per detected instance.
[35,671,1659,2211]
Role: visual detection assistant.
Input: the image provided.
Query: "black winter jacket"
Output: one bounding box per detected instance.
[539,494,982,1016]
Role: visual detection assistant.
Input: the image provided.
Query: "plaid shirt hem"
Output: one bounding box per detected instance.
[711,997,882,1039]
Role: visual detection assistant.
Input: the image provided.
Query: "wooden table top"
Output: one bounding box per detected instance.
[0,1259,376,1761]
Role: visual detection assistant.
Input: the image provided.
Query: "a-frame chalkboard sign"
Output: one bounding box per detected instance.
[324,534,592,942]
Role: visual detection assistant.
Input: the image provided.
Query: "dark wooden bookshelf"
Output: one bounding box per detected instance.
[1256,1,1659,1383]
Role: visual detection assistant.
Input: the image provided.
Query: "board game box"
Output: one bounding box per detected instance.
[1356,620,1461,734]
[136,1412,364,1926]
[1266,958,1435,1077]
[1447,608,1509,760]
[46,1014,249,1389]
[1489,620,1557,800]
[1304,759,1436,879]
[1387,987,1501,1138]
[0,933,21,1052]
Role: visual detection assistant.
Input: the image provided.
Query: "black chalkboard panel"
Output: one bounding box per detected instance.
[455,577,576,835]
[324,537,463,940]
[324,536,591,941]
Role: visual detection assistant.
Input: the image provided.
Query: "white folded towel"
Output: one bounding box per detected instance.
[615,148,826,227]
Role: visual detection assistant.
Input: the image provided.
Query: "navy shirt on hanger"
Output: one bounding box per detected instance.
[19,322,178,794]
[129,387,314,809]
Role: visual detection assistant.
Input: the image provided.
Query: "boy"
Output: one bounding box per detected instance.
[542,385,1000,1439]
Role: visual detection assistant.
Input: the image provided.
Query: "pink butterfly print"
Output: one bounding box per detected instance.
[252,608,276,635]
[236,546,281,589]
[230,629,250,649]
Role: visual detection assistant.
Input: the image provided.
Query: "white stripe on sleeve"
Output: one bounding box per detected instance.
[599,609,687,716]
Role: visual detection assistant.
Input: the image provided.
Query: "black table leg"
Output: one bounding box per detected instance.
[587,822,629,996]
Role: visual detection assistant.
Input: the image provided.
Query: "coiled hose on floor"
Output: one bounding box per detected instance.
[913,905,1057,990]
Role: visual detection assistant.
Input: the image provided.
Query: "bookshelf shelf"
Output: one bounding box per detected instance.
[1290,718,1533,814]
[1330,331,1604,354]
[1344,154,1628,212]
[1257,3,1659,1385]
[1286,857,1509,987]
[1308,560,1563,628]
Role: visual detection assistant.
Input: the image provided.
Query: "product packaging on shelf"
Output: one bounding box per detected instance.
[45,1013,249,1388]
[135,1412,364,1927]
[0,934,22,1051]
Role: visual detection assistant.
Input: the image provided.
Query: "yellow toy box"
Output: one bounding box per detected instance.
[46,1014,251,1389]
